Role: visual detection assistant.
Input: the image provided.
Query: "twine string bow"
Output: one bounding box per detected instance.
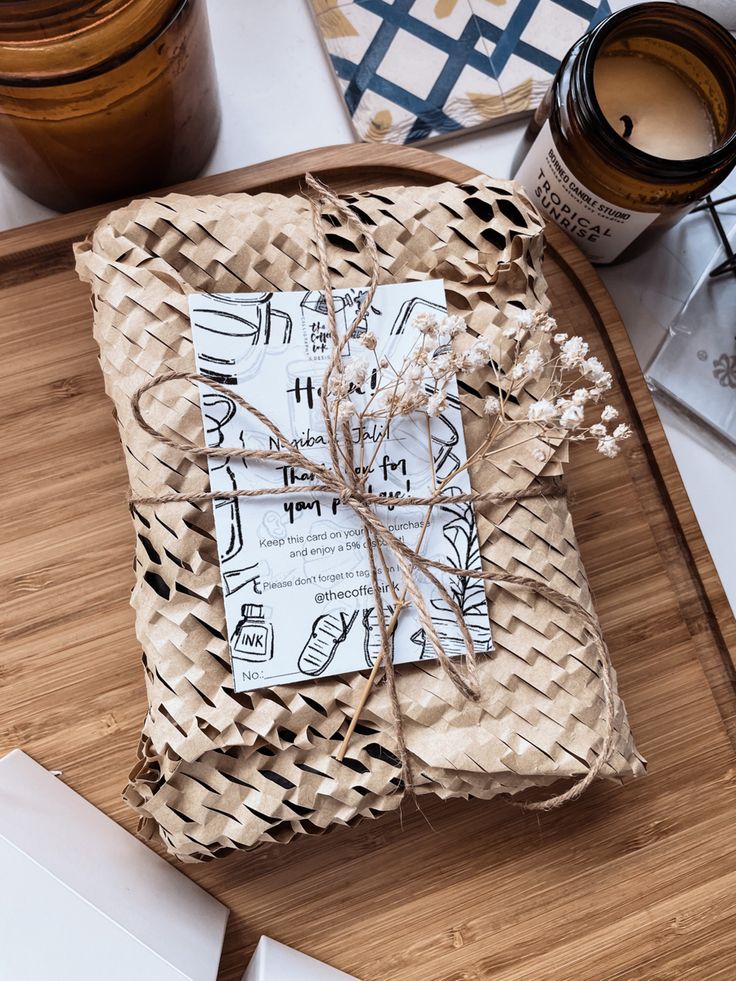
[131,173,617,811]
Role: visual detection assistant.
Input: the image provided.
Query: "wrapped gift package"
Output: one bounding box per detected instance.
[75,175,644,862]
[242,937,360,981]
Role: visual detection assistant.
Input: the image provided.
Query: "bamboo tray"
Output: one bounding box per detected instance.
[2,144,735,981]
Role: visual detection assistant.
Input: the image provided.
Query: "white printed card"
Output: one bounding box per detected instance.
[189,281,492,692]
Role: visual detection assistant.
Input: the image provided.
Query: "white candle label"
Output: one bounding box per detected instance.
[516,121,659,264]
[188,280,492,693]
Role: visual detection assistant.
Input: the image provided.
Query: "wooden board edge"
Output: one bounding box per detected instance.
[546,236,736,700]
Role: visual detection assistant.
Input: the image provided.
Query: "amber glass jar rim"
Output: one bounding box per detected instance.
[0,0,189,86]
[563,2,736,182]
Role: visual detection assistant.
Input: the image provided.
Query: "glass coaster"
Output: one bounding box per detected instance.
[647,213,736,446]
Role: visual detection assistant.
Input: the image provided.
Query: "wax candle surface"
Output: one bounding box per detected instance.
[594,55,715,159]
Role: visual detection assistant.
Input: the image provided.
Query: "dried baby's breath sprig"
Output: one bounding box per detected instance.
[327,306,631,495]
[483,308,629,460]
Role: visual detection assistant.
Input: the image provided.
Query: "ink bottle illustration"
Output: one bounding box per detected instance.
[231,604,274,663]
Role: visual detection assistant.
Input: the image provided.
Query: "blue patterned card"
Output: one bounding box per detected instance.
[311,0,611,143]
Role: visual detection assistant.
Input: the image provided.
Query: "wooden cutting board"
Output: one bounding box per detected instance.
[2,144,735,981]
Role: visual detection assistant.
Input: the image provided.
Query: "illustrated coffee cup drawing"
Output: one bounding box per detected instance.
[192,293,293,384]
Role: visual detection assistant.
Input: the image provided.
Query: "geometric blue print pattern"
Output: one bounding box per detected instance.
[320,0,611,143]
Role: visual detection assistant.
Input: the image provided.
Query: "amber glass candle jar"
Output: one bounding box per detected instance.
[514,3,736,264]
[0,0,220,210]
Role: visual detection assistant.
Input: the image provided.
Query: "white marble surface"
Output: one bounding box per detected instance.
[1,0,733,614]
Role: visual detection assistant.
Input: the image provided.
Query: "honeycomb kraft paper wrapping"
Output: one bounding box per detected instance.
[75,175,644,862]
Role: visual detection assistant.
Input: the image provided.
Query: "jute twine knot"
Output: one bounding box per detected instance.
[130,172,618,812]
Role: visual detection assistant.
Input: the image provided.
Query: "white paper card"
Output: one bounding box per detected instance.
[189,280,492,692]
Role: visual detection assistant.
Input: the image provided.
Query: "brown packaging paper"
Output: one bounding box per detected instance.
[75,176,644,862]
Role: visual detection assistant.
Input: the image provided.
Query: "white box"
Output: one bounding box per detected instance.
[242,937,361,980]
[0,749,228,981]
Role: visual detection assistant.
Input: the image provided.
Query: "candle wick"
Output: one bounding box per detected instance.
[620,114,634,140]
